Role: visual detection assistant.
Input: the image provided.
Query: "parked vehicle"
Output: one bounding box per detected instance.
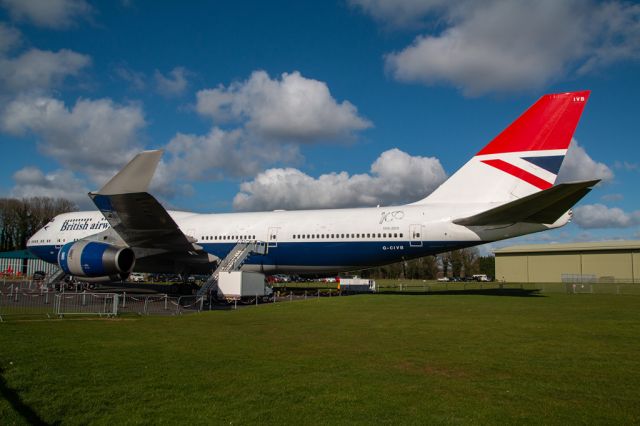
[129,273,145,283]
[32,271,46,280]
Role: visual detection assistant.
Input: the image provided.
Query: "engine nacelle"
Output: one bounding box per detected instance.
[58,241,135,281]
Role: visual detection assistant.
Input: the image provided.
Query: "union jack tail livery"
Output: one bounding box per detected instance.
[419,91,591,205]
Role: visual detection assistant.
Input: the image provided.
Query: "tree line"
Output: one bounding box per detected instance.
[0,197,77,251]
[356,247,495,280]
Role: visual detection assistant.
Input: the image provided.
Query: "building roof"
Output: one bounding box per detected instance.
[494,240,640,255]
[0,250,39,259]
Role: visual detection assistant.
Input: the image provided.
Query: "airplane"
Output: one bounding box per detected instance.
[26,90,599,283]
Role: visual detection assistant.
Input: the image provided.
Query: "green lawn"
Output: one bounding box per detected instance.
[1,293,639,424]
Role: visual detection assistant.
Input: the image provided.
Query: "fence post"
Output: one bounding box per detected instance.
[123,292,126,308]
[304,290,307,300]
[200,297,204,312]
[144,297,149,315]
[113,294,119,316]
[164,294,168,311]
[234,299,237,310]
[82,291,86,306]
[317,289,320,299]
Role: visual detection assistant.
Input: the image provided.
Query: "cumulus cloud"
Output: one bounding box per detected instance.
[233,148,446,211]
[164,127,301,181]
[557,139,613,184]
[1,0,93,29]
[614,160,639,172]
[0,22,21,54]
[196,70,372,142]
[11,166,91,208]
[0,48,91,96]
[572,204,640,229]
[114,65,146,91]
[360,0,640,95]
[1,96,145,183]
[155,67,189,97]
[601,193,624,203]
[349,0,447,29]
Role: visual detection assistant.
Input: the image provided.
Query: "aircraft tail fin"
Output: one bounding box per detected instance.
[96,150,163,195]
[415,91,590,205]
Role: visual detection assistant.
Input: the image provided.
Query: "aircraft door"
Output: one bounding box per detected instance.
[409,224,423,247]
[267,227,280,248]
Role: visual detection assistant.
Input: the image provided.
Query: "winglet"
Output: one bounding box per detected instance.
[96,150,163,195]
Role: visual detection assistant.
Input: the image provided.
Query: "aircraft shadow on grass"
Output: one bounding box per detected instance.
[0,367,54,426]
[376,288,543,298]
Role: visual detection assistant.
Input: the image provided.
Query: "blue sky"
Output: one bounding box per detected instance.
[0,0,639,251]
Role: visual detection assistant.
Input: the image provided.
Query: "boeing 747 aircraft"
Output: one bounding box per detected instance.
[27,91,598,283]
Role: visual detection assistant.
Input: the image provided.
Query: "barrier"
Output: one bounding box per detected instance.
[53,293,118,317]
[0,287,54,320]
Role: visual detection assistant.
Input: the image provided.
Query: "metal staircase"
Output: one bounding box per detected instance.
[44,268,66,289]
[197,240,267,297]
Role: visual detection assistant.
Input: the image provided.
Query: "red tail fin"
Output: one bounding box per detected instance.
[476,91,590,155]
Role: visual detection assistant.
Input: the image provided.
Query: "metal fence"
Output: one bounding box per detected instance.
[0,283,210,320]
[54,292,119,317]
[376,281,640,295]
[2,280,640,321]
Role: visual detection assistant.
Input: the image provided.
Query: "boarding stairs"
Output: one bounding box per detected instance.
[44,268,66,289]
[197,240,268,298]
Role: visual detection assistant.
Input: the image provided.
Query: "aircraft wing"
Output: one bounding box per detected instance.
[453,179,600,226]
[89,150,196,252]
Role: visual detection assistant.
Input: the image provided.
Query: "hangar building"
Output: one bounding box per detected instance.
[494,241,640,283]
[0,250,58,278]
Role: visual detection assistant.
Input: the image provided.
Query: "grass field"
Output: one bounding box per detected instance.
[1,292,639,425]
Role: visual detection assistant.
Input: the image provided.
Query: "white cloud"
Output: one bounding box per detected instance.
[11,166,90,208]
[614,160,639,172]
[114,65,146,91]
[233,148,446,211]
[155,67,189,97]
[348,0,446,29]
[600,193,624,203]
[1,96,145,184]
[557,139,613,184]
[0,22,21,54]
[1,0,92,29]
[164,127,301,181]
[0,48,91,95]
[372,0,640,96]
[573,204,640,229]
[196,70,372,142]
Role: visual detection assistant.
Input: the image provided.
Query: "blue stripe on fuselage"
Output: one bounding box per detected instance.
[28,240,478,270]
[202,240,475,268]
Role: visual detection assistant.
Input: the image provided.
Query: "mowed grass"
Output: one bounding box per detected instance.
[1,293,639,425]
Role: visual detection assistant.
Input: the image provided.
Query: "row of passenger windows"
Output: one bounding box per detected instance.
[200,232,410,242]
[293,232,405,239]
[201,235,256,241]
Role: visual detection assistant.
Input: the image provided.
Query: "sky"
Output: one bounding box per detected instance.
[0,0,639,253]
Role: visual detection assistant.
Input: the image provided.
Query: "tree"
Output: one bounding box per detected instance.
[0,197,77,251]
[477,256,495,278]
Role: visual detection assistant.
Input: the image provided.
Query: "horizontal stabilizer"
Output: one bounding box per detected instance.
[97,150,163,195]
[453,179,600,226]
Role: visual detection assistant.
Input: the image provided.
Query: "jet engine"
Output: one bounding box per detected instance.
[57,240,135,282]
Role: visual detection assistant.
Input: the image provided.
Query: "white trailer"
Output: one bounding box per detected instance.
[338,278,376,293]
[217,271,270,300]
